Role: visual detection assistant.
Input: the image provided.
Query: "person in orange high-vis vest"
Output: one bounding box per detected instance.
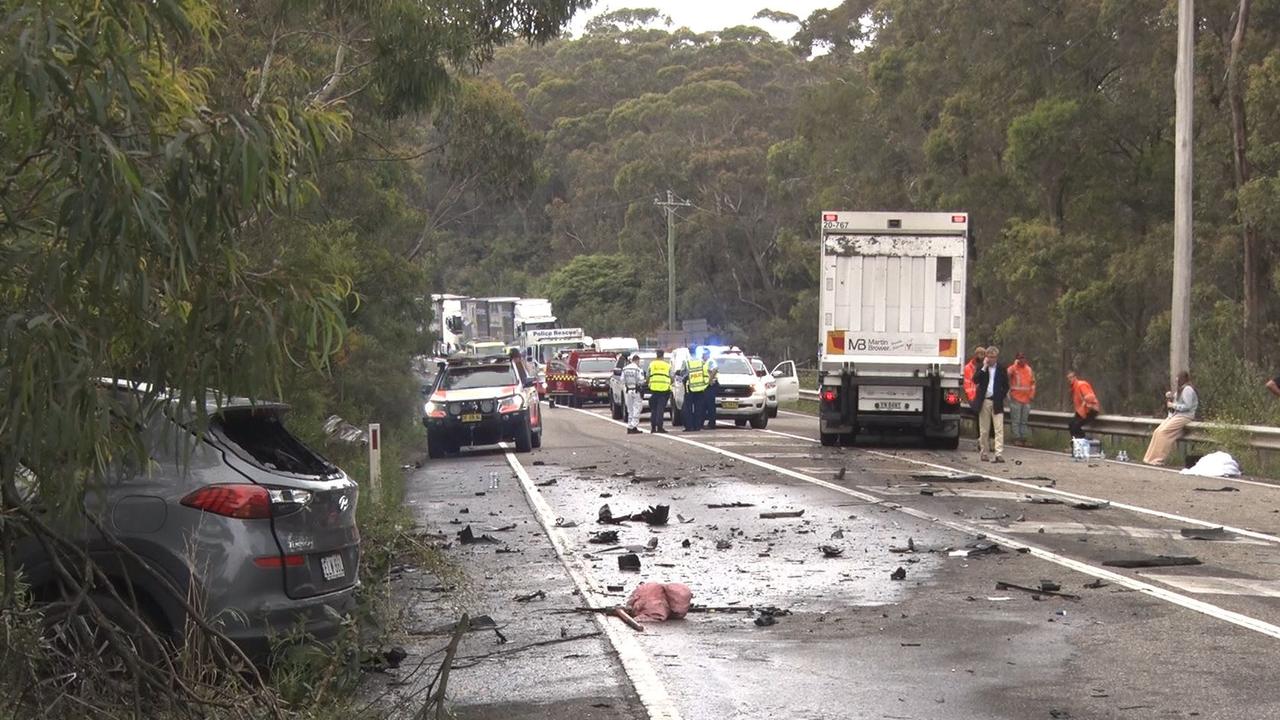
[1067,370,1101,439]
[1007,353,1036,446]
[963,347,986,404]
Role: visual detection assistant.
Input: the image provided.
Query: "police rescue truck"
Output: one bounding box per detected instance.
[817,212,969,448]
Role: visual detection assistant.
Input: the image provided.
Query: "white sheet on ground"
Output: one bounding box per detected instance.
[1179,451,1242,478]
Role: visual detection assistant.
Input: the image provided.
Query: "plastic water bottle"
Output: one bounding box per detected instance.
[489,471,499,489]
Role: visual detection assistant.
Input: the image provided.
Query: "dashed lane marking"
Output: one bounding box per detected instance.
[860,485,1033,501]
[501,445,683,720]
[1138,574,1280,598]
[562,408,1280,641]
[969,520,1271,546]
[757,428,1280,546]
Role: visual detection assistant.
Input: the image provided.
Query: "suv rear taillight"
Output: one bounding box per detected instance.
[180,484,283,519]
[821,388,839,404]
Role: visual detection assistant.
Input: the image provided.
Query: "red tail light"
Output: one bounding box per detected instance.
[821,388,838,403]
[253,555,306,569]
[181,484,271,519]
[944,390,961,405]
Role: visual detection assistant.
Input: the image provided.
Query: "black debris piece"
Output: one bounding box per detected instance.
[618,554,642,572]
[753,606,790,627]
[475,492,486,496]
[890,567,907,581]
[613,470,636,478]
[575,465,599,471]
[458,525,500,544]
[715,539,732,550]
[754,613,777,627]
[382,646,408,670]
[490,524,516,532]
[1193,486,1240,492]
[1023,496,1066,505]
[589,530,620,545]
[1072,500,1109,510]
[707,502,755,509]
[830,529,845,539]
[1012,475,1053,482]
[995,580,1080,600]
[1180,526,1234,541]
[1083,579,1108,590]
[632,504,671,526]
[495,547,517,554]
[980,512,1010,520]
[631,476,663,483]
[819,545,844,558]
[836,467,847,480]
[534,478,557,487]
[1102,555,1202,569]
[555,518,578,528]
[514,590,546,603]
[606,585,625,592]
[471,615,497,629]
[459,508,469,514]
[681,539,692,548]
[920,487,938,496]
[600,492,613,498]
[760,510,805,519]
[532,460,545,466]
[1039,580,1061,592]
[646,537,659,550]
[598,504,621,525]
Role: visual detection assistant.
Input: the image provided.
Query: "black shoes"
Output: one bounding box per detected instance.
[652,428,668,434]
[627,428,642,435]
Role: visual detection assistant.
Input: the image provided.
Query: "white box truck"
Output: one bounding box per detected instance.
[817,211,969,448]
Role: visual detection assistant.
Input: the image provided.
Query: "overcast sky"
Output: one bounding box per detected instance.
[566,1,838,39]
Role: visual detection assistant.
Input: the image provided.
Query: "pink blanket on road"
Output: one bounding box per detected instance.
[625,582,693,622]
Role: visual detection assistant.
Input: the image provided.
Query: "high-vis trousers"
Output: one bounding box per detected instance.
[625,389,643,430]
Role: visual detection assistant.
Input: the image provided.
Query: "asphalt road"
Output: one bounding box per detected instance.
[372,403,1280,720]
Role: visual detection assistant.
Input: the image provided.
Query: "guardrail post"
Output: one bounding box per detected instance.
[368,423,382,505]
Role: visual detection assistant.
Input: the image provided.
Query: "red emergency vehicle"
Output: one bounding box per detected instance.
[545,351,617,407]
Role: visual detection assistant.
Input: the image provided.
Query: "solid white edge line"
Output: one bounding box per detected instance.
[500,444,683,720]
[563,409,1280,641]
[756,427,1280,545]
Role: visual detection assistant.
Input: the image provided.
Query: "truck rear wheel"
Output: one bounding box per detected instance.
[930,435,960,450]
[820,432,838,446]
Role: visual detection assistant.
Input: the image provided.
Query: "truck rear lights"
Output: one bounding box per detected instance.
[821,388,839,404]
[943,390,961,406]
[182,484,271,519]
[253,554,306,569]
[952,214,967,223]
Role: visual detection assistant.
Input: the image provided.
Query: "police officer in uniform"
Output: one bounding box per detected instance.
[622,353,644,434]
[646,350,672,434]
[682,346,709,433]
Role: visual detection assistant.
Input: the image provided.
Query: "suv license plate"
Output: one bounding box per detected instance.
[461,413,482,423]
[722,401,739,409]
[321,554,345,581]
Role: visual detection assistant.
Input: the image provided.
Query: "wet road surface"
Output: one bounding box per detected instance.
[371,402,1280,720]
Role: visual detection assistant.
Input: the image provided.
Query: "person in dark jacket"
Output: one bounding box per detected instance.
[971,345,1010,463]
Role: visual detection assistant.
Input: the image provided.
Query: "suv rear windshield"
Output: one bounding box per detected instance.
[215,409,335,476]
[577,358,615,373]
[442,365,517,390]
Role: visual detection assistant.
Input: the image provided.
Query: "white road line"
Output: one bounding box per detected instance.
[564,409,1280,641]
[501,446,683,720]
[969,520,1271,546]
[1138,574,1280,598]
[758,428,1280,546]
[861,485,1038,501]
[773,407,1280,491]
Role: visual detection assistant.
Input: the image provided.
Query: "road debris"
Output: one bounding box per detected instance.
[911,472,984,483]
[490,524,516,532]
[948,540,1002,557]
[1083,579,1108,590]
[1179,527,1235,541]
[682,539,692,548]
[514,590,546,602]
[836,467,847,480]
[588,530,620,545]
[753,606,790,627]
[1072,500,1110,510]
[632,504,671,525]
[1192,486,1240,492]
[760,510,805,519]
[890,537,916,554]
[715,539,732,550]
[707,502,755,509]
[626,582,693,622]
[830,529,845,539]
[1102,555,1202,569]
[534,478,558,487]
[457,525,500,544]
[598,504,622,524]
[555,518,578,528]
[677,513,695,523]
[618,553,642,572]
[890,567,907,581]
[819,545,844,558]
[995,581,1080,600]
[1039,580,1062,592]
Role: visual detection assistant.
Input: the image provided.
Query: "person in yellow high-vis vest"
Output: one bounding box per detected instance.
[646,349,673,434]
[683,347,710,433]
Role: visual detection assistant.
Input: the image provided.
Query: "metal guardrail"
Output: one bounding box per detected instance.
[796,389,1280,451]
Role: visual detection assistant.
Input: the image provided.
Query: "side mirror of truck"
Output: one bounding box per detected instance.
[772,369,784,378]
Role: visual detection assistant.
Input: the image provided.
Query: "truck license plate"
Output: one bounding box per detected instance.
[321,554,345,581]
[461,413,482,423]
[722,401,739,409]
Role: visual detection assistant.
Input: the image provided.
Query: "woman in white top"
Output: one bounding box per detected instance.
[1143,371,1199,466]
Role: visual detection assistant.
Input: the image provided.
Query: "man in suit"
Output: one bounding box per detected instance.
[972,345,1010,463]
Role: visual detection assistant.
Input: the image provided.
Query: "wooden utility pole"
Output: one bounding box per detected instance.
[655,191,692,331]
[1170,0,1194,390]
